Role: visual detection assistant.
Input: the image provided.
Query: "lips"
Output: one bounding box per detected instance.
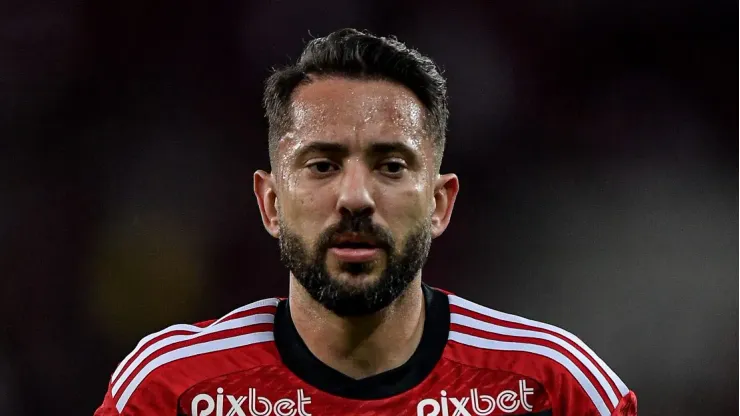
[330,233,378,249]
[329,233,382,262]
[332,241,377,249]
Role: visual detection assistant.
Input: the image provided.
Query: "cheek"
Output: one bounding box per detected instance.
[280,181,335,233]
[379,186,429,234]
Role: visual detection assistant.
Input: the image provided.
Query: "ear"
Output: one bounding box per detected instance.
[430,173,459,239]
[253,170,280,238]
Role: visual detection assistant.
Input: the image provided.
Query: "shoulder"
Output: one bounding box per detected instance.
[444,293,636,416]
[103,297,281,415]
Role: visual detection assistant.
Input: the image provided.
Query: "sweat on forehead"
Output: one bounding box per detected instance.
[287,77,427,137]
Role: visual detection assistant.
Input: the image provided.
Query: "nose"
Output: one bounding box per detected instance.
[335,160,376,217]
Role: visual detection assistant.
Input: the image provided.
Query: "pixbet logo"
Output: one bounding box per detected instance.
[191,387,312,416]
[416,380,534,416]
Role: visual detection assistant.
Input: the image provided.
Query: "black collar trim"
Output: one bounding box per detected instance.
[273,283,450,399]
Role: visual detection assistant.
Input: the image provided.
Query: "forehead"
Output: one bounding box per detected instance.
[285,77,427,147]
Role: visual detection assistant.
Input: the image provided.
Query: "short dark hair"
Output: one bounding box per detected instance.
[262,28,448,170]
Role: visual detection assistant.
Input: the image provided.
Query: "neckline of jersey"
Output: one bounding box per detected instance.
[273,283,450,400]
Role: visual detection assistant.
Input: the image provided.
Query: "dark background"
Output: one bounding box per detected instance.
[1,1,737,415]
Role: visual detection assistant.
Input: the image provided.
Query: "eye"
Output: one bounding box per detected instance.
[379,160,407,176]
[307,160,338,175]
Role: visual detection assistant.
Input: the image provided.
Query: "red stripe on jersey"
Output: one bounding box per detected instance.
[192,319,217,328]
[212,305,277,325]
[449,303,622,402]
[431,286,455,296]
[450,322,614,413]
[111,304,277,387]
[112,321,274,401]
[444,339,612,416]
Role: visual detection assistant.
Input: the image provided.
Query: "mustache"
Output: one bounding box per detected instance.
[317,214,394,252]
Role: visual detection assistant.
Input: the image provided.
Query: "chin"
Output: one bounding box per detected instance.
[328,266,383,286]
[327,255,382,275]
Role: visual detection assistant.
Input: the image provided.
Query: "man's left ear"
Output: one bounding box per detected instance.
[430,173,459,238]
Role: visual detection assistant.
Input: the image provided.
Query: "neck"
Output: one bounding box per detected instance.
[288,275,426,380]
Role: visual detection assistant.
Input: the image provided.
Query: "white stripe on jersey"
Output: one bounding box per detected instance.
[449,295,629,397]
[111,313,274,396]
[451,313,619,407]
[115,331,274,413]
[111,298,279,384]
[449,330,611,416]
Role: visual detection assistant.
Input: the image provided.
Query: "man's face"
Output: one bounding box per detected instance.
[258,77,453,316]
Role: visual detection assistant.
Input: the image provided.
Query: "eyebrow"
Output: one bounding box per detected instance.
[293,142,349,161]
[368,142,417,158]
[293,141,420,165]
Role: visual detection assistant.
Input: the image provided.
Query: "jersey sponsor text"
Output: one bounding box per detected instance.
[191,387,312,416]
[416,380,534,415]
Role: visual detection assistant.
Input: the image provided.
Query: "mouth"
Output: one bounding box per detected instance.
[329,234,382,262]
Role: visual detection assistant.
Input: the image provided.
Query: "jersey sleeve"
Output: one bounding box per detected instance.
[93,372,180,415]
[551,362,637,416]
[611,390,638,416]
[93,382,119,416]
[94,352,183,416]
[554,378,637,416]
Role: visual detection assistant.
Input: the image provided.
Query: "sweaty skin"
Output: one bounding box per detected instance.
[254,77,459,379]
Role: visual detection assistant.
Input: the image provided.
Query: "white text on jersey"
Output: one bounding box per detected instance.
[191,387,312,416]
[416,380,534,415]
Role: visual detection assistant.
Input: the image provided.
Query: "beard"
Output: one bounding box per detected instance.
[278,213,432,317]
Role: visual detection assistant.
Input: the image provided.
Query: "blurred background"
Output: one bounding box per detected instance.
[0,0,736,414]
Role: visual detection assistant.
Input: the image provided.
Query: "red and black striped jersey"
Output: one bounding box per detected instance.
[94,284,637,415]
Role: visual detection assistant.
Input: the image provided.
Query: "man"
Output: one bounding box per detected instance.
[95,28,637,415]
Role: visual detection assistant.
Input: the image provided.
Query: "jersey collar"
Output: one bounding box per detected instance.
[273,283,450,399]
